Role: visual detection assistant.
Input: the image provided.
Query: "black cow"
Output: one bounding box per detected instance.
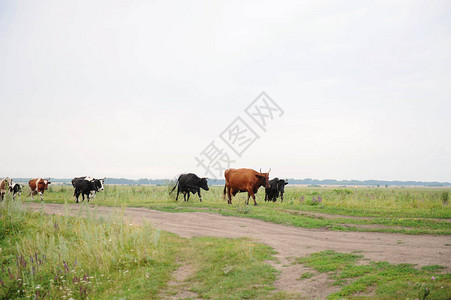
[9,181,24,200]
[170,173,209,202]
[265,178,288,202]
[72,177,105,203]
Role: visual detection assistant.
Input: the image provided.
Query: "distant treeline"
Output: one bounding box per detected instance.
[5,177,450,187]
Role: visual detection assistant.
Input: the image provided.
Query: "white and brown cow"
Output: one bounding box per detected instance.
[0,177,12,201]
[28,178,51,201]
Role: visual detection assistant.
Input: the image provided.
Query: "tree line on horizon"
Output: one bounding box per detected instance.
[4,177,450,187]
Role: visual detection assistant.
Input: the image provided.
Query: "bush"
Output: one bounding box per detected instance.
[441,192,449,206]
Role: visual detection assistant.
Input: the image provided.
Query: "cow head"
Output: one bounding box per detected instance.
[95,178,105,191]
[200,177,209,191]
[277,179,288,193]
[256,169,271,188]
[39,179,51,191]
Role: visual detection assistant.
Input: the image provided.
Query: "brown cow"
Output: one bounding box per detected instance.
[28,178,51,201]
[223,168,270,206]
[0,178,12,201]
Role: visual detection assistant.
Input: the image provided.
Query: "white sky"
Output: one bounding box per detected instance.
[1,0,450,181]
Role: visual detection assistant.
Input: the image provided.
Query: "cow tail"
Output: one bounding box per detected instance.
[169,179,178,194]
[223,184,227,199]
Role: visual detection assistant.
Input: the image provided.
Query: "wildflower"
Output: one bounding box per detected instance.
[431,276,435,280]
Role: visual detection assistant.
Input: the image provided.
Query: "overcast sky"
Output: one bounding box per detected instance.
[1,0,450,181]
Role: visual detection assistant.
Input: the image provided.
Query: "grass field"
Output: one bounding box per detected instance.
[1,186,451,299]
[21,185,451,235]
[0,200,281,299]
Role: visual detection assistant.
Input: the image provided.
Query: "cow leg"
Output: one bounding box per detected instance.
[280,192,284,203]
[39,192,43,201]
[186,192,190,202]
[75,191,80,203]
[227,187,232,204]
[197,190,202,202]
[175,187,180,201]
[249,191,257,206]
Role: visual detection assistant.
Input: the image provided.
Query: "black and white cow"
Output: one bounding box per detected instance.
[9,181,24,200]
[265,178,288,203]
[72,177,105,203]
[170,173,209,202]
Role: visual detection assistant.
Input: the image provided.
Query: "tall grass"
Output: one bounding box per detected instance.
[43,185,451,216]
[33,185,451,234]
[0,200,172,299]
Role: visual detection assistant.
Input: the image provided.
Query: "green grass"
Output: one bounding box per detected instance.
[299,272,314,279]
[0,199,280,299]
[182,237,279,299]
[16,185,451,235]
[296,250,451,299]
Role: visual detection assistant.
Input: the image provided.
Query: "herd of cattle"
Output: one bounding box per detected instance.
[1,168,287,205]
[171,168,287,205]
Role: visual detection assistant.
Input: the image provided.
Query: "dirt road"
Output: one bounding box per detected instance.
[26,203,451,297]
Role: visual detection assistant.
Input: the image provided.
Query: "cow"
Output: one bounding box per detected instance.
[223,168,270,206]
[9,181,24,200]
[265,178,288,203]
[72,177,105,203]
[28,178,51,201]
[0,178,12,201]
[72,176,105,199]
[170,173,209,202]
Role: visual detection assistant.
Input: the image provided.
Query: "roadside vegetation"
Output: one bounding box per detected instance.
[0,200,280,299]
[296,250,451,299]
[26,185,451,235]
[2,188,450,299]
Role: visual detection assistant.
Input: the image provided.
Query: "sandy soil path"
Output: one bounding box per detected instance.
[26,203,451,297]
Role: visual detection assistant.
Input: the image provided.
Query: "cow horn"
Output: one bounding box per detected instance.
[259,168,261,173]
[268,168,271,173]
